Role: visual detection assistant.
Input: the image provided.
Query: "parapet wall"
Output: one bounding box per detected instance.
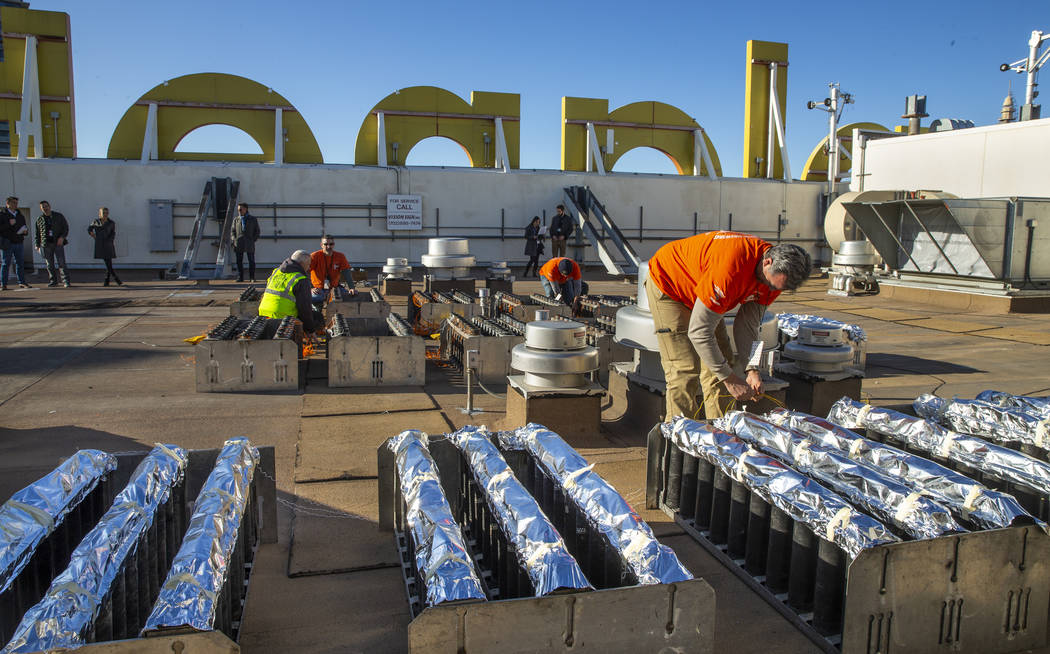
[0,159,827,269]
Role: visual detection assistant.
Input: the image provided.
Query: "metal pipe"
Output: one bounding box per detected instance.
[727,481,750,559]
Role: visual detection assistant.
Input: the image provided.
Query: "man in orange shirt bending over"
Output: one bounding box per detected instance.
[309,235,355,303]
[646,231,810,420]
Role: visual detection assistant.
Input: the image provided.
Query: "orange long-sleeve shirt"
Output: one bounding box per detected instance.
[539,257,581,284]
[647,231,779,313]
[309,250,351,289]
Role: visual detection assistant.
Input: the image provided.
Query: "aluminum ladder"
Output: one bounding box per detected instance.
[176,177,240,280]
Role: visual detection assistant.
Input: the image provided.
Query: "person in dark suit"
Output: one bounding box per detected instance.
[549,204,574,258]
[523,216,544,277]
[0,196,31,290]
[34,200,71,287]
[87,207,120,286]
[231,202,261,282]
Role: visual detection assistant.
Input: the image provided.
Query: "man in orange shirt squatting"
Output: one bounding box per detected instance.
[539,257,583,306]
[309,235,355,303]
[646,231,811,420]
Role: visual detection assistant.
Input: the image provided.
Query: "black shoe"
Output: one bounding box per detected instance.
[18,283,31,289]
[47,281,58,287]
[115,277,123,286]
[104,278,110,287]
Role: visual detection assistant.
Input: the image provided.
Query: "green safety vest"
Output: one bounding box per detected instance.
[259,269,306,319]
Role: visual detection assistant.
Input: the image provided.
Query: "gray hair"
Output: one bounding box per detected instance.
[767,244,811,290]
[290,250,311,268]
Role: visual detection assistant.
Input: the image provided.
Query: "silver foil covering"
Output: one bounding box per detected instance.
[716,412,961,539]
[4,444,187,653]
[773,407,1050,513]
[661,417,897,559]
[976,390,1050,418]
[388,430,486,607]
[447,426,591,596]
[775,313,867,343]
[826,398,1038,530]
[914,393,1050,449]
[143,438,259,633]
[499,424,692,585]
[0,450,116,594]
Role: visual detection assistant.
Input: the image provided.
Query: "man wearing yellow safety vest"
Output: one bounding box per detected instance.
[258,250,321,333]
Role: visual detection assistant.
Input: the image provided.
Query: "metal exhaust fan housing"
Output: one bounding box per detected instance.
[421,238,476,279]
[781,322,854,374]
[511,320,599,389]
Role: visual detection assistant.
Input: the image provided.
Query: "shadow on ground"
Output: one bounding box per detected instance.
[0,344,180,376]
[864,353,984,378]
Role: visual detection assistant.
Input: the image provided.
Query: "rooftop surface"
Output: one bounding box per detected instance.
[1,268,1048,653]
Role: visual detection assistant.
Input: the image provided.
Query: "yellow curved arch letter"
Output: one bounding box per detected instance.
[800,122,889,182]
[107,73,322,163]
[560,97,721,176]
[354,86,520,168]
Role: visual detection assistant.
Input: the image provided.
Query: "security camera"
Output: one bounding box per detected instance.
[1000,63,1011,72]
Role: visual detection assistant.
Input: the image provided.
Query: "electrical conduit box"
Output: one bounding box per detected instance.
[195,316,301,392]
[327,313,425,387]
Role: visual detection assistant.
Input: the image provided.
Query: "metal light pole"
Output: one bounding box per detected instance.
[807,83,854,198]
[1001,29,1050,120]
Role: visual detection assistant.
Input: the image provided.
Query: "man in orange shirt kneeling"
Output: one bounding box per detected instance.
[645,231,811,420]
[309,235,355,303]
[539,257,583,306]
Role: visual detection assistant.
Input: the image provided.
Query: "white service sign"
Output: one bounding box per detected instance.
[386,194,423,230]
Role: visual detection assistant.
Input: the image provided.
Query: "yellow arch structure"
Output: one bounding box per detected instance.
[560,97,721,176]
[800,122,890,182]
[742,40,789,179]
[107,73,322,163]
[354,86,520,168]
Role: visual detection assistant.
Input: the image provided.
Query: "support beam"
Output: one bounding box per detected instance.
[585,122,605,175]
[274,107,284,165]
[376,112,387,167]
[493,116,510,173]
[15,35,43,160]
[140,102,158,163]
[768,64,792,182]
[693,129,717,180]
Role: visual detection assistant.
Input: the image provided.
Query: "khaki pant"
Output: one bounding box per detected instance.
[551,237,567,258]
[645,279,735,421]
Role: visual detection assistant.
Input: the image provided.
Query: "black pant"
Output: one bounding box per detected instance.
[102,258,119,282]
[236,250,256,281]
[524,255,539,277]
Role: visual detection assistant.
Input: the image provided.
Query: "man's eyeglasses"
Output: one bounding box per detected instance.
[322,242,334,246]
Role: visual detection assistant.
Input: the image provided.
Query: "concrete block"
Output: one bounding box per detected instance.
[504,385,603,443]
[780,371,862,417]
[485,278,514,294]
[424,276,476,295]
[380,277,413,296]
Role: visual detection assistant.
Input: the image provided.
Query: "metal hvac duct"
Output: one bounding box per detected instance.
[841,195,1050,285]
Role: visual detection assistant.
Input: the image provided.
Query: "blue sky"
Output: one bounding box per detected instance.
[39,0,1046,175]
